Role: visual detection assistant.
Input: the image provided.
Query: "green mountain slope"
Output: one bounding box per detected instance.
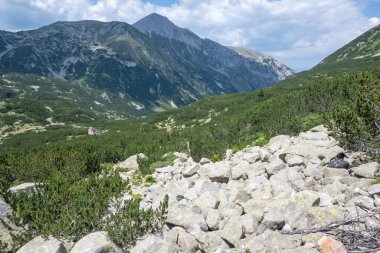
[312,24,380,74]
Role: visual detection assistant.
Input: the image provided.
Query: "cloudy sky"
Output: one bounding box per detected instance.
[0,0,379,71]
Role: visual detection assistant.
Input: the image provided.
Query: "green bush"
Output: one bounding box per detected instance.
[105,195,168,251]
[210,154,221,163]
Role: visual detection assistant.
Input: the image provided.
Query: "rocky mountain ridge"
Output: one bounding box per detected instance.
[228,46,294,81]
[0,13,293,112]
[6,125,380,252]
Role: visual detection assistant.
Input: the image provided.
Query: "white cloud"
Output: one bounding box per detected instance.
[0,0,379,70]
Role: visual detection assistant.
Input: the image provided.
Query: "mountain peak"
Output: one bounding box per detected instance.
[133,13,177,32]
[133,13,201,48]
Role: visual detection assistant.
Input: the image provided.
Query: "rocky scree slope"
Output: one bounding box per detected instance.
[9,125,380,253]
[0,13,293,112]
[228,46,294,81]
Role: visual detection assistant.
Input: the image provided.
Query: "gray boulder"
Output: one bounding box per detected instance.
[8,183,37,195]
[183,163,200,177]
[166,204,208,231]
[114,153,146,170]
[220,217,245,245]
[352,162,379,178]
[198,162,231,183]
[17,236,66,253]
[258,207,285,234]
[0,197,12,219]
[266,158,287,176]
[240,230,301,252]
[130,235,179,253]
[323,167,349,178]
[70,231,122,253]
[193,191,219,213]
[368,184,380,196]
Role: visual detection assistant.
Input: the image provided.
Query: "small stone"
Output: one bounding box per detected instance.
[318,236,347,253]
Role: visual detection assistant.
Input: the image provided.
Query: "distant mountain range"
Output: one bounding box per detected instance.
[0,13,293,113]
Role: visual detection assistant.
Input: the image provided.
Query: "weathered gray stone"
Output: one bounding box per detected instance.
[193,191,219,213]
[266,158,287,176]
[307,207,345,227]
[317,192,335,207]
[242,152,260,164]
[285,154,305,167]
[220,217,244,245]
[198,162,231,183]
[0,197,12,219]
[70,231,122,253]
[8,183,37,195]
[183,163,200,177]
[17,236,66,253]
[240,230,301,252]
[114,153,146,170]
[177,229,199,253]
[304,163,323,180]
[231,160,249,180]
[310,125,329,133]
[218,202,243,219]
[299,131,329,141]
[352,162,379,178]
[323,167,349,178]
[199,158,211,165]
[130,235,178,253]
[206,210,221,231]
[368,184,380,196]
[166,204,208,231]
[258,149,271,162]
[258,207,285,234]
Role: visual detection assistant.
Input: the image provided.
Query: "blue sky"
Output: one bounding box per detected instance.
[0,0,379,71]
